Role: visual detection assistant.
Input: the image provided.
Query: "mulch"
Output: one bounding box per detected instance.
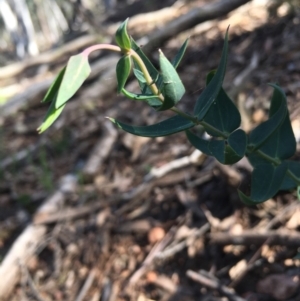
[0,1,300,300]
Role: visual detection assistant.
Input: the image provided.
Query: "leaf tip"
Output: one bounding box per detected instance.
[37,125,45,134]
[106,116,115,123]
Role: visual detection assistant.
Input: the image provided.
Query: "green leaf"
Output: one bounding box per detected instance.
[116,55,132,93]
[186,130,211,155]
[209,129,247,164]
[172,38,189,69]
[37,100,66,133]
[193,28,229,120]
[133,68,146,83]
[55,53,91,109]
[156,38,189,91]
[248,84,287,151]
[115,18,131,51]
[130,38,160,97]
[131,68,162,106]
[122,88,161,102]
[202,71,241,136]
[252,84,296,159]
[228,129,247,157]
[279,161,300,190]
[186,128,247,163]
[237,190,259,206]
[298,186,300,201]
[157,49,185,111]
[108,115,194,137]
[42,67,66,103]
[238,162,287,204]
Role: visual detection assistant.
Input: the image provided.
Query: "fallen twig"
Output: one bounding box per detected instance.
[186,270,246,301]
[229,238,271,288]
[144,149,204,182]
[128,227,175,285]
[82,120,118,181]
[74,269,97,301]
[20,259,46,301]
[33,202,106,225]
[209,230,300,246]
[142,0,251,53]
[155,223,210,261]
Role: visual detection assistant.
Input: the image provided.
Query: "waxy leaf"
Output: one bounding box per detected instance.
[158,50,185,111]
[42,67,66,103]
[133,68,146,83]
[156,38,189,91]
[172,38,189,69]
[116,55,131,93]
[194,28,229,120]
[248,84,287,151]
[252,85,296,159]
[186,130,211,155]
[186,129,247,164]
[131,68,161,106]
[202,71,241,136]
[115,18,131,51]
[209,129,247,164]
[108,115,194,137]
[122,88,161,102]
[55,53,91,109]
[37,100,66,133]
[238,162,287,204]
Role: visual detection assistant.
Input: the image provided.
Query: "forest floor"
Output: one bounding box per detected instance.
[0,1,300,300]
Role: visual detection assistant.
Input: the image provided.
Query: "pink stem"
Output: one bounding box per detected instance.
[82,44,122,57]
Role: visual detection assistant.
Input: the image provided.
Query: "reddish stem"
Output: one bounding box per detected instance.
[82,44,122,57]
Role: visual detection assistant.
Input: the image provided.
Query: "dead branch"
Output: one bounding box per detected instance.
[142,0,251,53]
[186,270,246,301]
[74,269,97,301]
[0,175,77,300]
[209,230,300,246]
[228,238,272,288]
[106,3,185,36]
[128,228,175,286]
[155,223,210,260]
[33,202,106,225]
[0,34,99,80]
[82,120,118,181]
[144,149,204,182]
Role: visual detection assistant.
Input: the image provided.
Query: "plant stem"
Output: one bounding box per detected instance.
[201,121,229,139]
[170,106,300,186]
[82,44,122,57]
[252,149,281,165]
[129,49,164,101]
[170,107,198,123]
[82,43,300,188]
[286,169,300,185]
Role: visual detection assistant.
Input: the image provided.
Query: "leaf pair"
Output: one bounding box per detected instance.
[111,37,190,138]
[240,84,297,204]
[128,37,188,110]
[186,129,247,165]
[38,54,91,133]
[185,61,245,165]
